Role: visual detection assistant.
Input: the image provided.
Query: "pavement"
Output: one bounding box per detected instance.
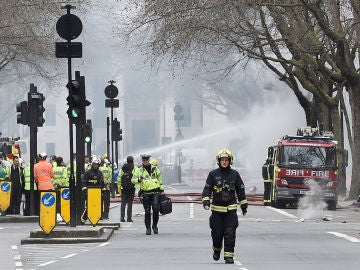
[1,203,122,245]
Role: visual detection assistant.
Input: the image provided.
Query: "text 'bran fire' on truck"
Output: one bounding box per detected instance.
[262,127,343,211]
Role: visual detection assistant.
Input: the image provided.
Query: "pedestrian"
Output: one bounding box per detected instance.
[5,156,24,215]
[117,156,139,222]
[138,154,164,235]
[262,156,272,206]
[99,158,111,219]
[34,152,54,191]
[81,156,104,224]
[53,157,67,190]
[0,159,7,180]
[23,161,39,216]
[0,159,8,216]
[202,149,248,264]
[49,155,57,169]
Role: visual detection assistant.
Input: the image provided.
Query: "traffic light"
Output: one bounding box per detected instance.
[36,93,45,127]
[16,101,29,125]
[83,122,92,143]
[66,75,90,122]
[112,119,123,141]
[66,79,81,120]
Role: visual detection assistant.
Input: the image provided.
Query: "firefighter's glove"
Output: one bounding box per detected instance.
[202,200,210,209]
[241,203,248,216]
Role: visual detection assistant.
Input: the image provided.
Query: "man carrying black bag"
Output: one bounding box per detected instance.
[159,193,172,215]
[138,154,164,235]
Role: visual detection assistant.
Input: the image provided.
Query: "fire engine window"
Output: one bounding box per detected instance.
[281,146,336,168]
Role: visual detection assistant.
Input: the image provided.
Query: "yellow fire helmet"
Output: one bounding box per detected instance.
[216,149,233,165]
[151,159,158,166]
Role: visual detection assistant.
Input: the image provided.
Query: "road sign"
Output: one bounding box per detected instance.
[0,181,11,212]
[39,191,57,234]
[60,188,70,224]
[104,84,118,99]
[105,99,119,108]
[87,187,102,226]
[55,42,82,58]
[56,13,83,40]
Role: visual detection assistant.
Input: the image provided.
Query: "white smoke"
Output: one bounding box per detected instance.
[297,179,329,220]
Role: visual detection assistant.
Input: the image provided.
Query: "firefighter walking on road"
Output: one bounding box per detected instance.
[202,149,248,264]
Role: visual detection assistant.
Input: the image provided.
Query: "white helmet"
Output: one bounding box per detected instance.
[18,158,25,168]
[39,152,47,159]
[91,157,101,165]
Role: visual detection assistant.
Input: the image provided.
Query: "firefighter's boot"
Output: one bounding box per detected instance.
[225,257,234,264]
[152,225,158,234]
[213,251,220,261]
[146,228,151,235]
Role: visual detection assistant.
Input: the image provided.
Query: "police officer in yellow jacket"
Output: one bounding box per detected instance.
[53,157,67,189]
[23,163,39,216]
[202,149,248,264]
[138,154,164,235]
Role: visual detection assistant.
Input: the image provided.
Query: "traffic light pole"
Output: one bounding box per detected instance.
[106,117,110,160]
[56,4,83,227]
[28,85,38,216]
[68,58,77,227]
[110,107,115,198]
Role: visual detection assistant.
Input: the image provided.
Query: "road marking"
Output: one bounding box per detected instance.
[38,260,58,267]
[0,227,4,230]
[11,245,18,250]
[266,206,300,220]
[61,253,77,259]
[327,232,360,243]
[97,242,109,247]
[234,260,248,269]
[15,261,23,267]
[189,203,194,219]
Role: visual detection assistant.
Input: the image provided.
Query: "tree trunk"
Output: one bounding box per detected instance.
[348,82,360,200]
[329,104,347,197]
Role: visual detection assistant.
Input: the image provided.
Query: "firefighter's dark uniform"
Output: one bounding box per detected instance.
[81,162,104,223]
[262,158,272,206]
[202,164,247,263]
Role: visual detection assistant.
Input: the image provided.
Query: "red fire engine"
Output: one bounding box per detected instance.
[265,127,338,210]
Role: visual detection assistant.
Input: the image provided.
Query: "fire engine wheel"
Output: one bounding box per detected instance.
[274,198,287,209]
[326,200,337,211]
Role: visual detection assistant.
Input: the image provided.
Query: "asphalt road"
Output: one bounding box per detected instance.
[2,182,360,270]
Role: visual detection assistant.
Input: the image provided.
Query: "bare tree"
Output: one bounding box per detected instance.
[118,0,360,199]
[0,0,92,78]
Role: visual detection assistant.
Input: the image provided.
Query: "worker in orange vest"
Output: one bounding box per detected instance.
[34,152,54,190]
